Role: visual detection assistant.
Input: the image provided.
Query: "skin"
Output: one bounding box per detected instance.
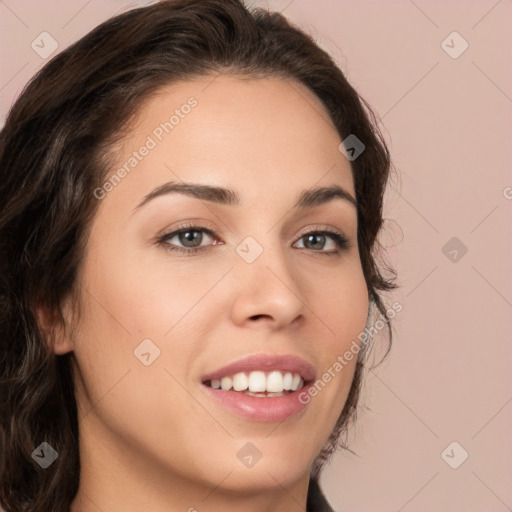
[52,75,370,512]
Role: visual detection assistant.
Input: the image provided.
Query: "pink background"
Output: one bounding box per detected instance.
[1,1,511,510]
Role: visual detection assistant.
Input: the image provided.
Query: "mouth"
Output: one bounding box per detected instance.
[199,354,316,421]
[202,370,309,397]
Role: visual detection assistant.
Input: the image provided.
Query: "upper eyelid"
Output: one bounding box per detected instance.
[157,221,216,238]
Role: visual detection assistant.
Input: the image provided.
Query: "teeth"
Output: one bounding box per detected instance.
[245,391,288,398]
[291,373,302,391]
[232,372,249,391]
[267,371,284,392]
[283,372,293,390]
[207,370,305,393]
[248,371,266,392]
[220,376,232,391]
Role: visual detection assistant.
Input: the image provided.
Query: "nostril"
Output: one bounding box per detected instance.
[250,314,271,321]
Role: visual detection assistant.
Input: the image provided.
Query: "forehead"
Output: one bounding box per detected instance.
[103,74,355,209]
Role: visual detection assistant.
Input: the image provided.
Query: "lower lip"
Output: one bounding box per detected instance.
[200,383,314,422]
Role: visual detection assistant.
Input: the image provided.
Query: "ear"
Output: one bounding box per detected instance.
[35,295,75,355]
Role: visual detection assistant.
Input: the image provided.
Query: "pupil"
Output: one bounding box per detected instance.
[180,230,201,247]
[306,234,324,250]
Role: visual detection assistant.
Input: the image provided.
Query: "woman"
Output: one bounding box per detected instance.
[0,1,397,510]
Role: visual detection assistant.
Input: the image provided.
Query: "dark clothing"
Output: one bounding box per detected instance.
[307,477,336,512]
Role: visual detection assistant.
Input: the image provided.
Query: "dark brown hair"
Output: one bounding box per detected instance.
[0,1,397,510]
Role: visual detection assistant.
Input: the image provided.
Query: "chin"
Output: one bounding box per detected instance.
[219,462,310,495]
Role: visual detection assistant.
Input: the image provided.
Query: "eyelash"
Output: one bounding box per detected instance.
[156,223,350,256]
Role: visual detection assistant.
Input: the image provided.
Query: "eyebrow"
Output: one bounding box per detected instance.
[134,181,357,212]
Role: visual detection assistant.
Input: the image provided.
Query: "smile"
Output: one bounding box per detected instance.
[204,370,305,396]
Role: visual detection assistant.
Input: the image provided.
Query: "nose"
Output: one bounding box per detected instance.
[229,241,306,330]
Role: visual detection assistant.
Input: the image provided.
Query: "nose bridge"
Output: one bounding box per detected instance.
[237,229,296,285]
[230,229,306,326]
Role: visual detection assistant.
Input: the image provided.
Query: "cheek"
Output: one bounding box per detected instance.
[81,241,218,338]
[299,260,368,427]
[71,252,204,444]
[73,247,227,401]
[310,260,369,350]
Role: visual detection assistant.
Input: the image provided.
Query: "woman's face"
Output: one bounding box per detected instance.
[63,75,369,507]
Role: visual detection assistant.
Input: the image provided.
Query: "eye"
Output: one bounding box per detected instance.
[293,227,350,255]
[157,224,220,254]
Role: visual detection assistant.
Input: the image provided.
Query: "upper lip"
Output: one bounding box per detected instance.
[201,353,316,383]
